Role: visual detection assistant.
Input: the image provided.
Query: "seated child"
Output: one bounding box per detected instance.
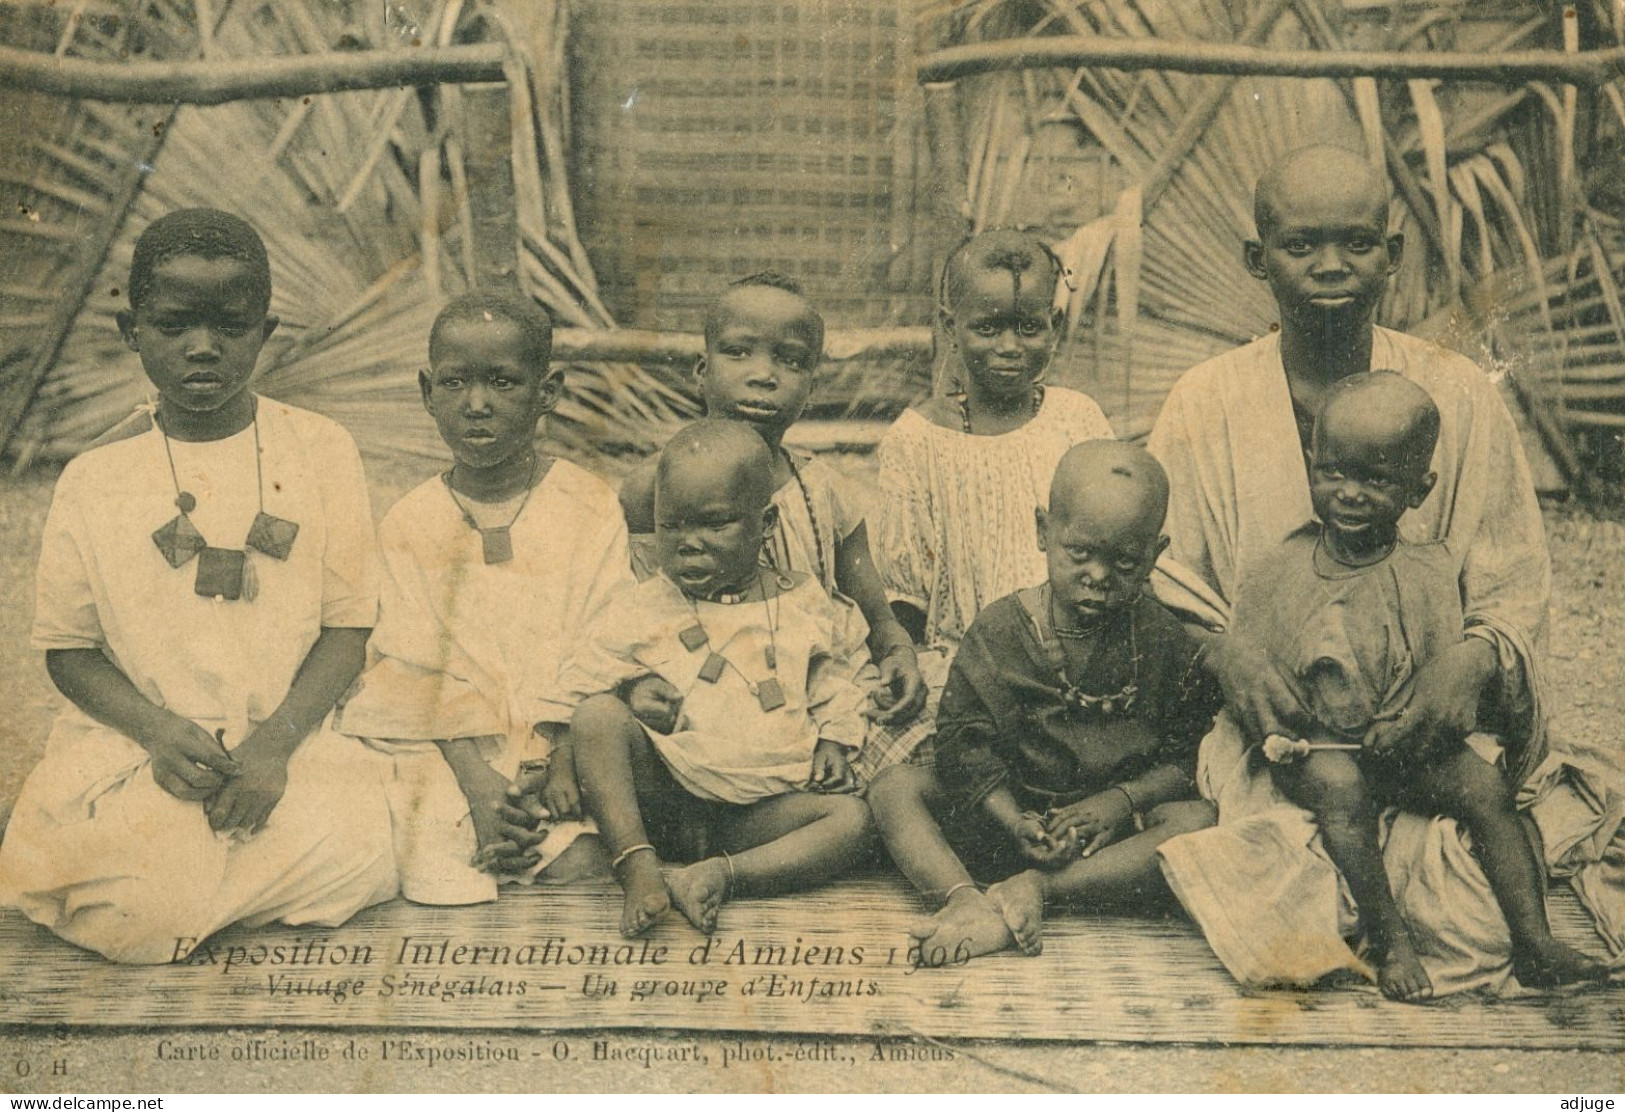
[1217,372,1607,999]
[874,230,1115,768]
[0,209,395,962]
[560,420,873,938]
[618,273,924,763]
[869,441,1221,964]
[335,290,633,904]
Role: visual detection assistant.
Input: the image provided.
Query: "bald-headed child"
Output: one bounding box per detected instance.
[869,442,1221,965]
[618,274,925,753]
[557,420,873,938]
[1220,372,1607,998]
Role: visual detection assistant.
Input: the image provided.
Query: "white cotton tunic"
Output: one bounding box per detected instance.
[554,574,869,806]
[0,398,396,964]
[874,386,1115,657]
[335,460,634,905]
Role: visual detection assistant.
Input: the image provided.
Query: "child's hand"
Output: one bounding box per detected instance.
[457,760,534,875]
[1043,789,1134,859]
[807,739,857,793]
[141,716,241,802]
[540,746,582,822]
[868,649,926,726]
[204,745,289,835]
[1208,632,1311,744]
[624,674,683,735]
[1365,639,1496,760]
[480,779,551,876]
[1009,811,1076,867]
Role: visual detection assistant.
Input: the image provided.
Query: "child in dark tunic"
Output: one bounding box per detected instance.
[869,441,1221,963]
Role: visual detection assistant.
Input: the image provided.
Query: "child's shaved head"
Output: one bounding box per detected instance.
[1309,372,1440,563]
[657,418,776,510]
[940,229,1064,310]
[1039,441,1169,625]
[1315,370,1439,469]
[702,271,825,354]
[1254,145,1389,241]
[129,208,272,314]
[430,288,555,368]
[655,419,779,598]
[1049,440,1169,535]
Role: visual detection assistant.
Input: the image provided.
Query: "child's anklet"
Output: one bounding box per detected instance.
[940,880,978,907]
[611,843,655,872]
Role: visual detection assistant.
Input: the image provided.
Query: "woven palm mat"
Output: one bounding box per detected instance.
[1,880,1619,1048]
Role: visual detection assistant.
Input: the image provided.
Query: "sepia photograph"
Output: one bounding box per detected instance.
[0,0,1621,1095]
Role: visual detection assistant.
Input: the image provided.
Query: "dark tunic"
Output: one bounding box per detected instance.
[934,588,1222,821]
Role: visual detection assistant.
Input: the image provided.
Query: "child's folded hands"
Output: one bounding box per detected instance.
[204,743,289,836]
[450,754,538,876]
[1009,812,1076,867]
[1042,789,1134,859]
[141,716,241,803]
[482,783,551,876]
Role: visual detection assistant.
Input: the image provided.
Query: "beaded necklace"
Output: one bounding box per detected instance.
[955,383,1045,435]
[1018,584,1139,717]
[774,451,830,589]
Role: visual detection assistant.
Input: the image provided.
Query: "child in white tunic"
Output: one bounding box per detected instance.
[0,209,395,963]
[336,291,633,903]
[561,421,873,939]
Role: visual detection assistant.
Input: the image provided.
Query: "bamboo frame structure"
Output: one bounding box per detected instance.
[552,327,933,368]
[917,35,1625,87]
[0,42,505,105]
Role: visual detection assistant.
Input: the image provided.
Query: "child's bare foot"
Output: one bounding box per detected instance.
[908,886,1013,965]
[1513,938,1611,989]
[616,851,670,938]
[667,857,730,935]
[1375,935,1432,1002]
[985,871,1044,956]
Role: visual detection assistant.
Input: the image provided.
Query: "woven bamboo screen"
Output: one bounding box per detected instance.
[569,0,926,333]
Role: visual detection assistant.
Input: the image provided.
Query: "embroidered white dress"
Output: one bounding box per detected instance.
[0,398,395,964]
[336,460,633,904]
[875,387,1115,657]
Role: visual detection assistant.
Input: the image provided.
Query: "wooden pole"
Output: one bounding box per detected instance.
[917,36,1625,87]
[0,42,505,105]
[550,327,933,368]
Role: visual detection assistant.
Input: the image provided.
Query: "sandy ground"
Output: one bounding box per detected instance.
[0,461,1621,1094]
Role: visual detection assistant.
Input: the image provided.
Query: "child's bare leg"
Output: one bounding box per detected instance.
[1415,746,1608,989]
[571,694,671,937]
[667,791,873,933]
[867,764,1014,962]
[990,799,1218,952]
[1276,751,1431,1001]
